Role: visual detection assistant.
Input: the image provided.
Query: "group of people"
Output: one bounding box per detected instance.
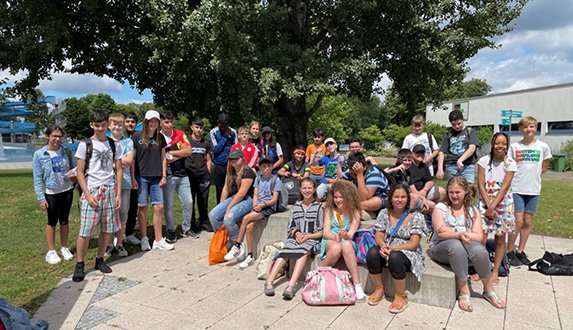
[33,108,550,313]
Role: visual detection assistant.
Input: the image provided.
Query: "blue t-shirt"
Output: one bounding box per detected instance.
[255,175,282,205]
[117,137,134,190]
[342,164,388,199]
[318,154,345,184]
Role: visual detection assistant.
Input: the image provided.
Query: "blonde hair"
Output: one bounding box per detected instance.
[325,180,361,220]
[109,113,125,124]
[238,126,249,134]
[444,176,476,229]
[225,157,250,193]
[411,115,424,126]
[518,116,537,129]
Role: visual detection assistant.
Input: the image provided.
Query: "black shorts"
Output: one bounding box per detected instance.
[45,189,74,226]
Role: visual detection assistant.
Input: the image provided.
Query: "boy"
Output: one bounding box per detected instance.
[104,113,135,257]
[160,111,193,242]
[122,112,141,246]
[348,137,378,166]
[311,138,345,200]
[343,152,388,212]
[305,128,328,184]
[73,110,122,282]
[506,116,551,266]
[384,148,414,185]
[401,115,439,175]
[436,110,479,183]
[210,113,237,203]
[230,126,259,169]
[185,118,213,233]
[408,144,445,212]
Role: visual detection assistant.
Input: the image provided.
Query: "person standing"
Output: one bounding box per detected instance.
[122,112,141,246]
[210,113,237,203]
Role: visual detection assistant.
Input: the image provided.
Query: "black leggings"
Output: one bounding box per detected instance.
[45,189,74,226]
[366,246,412,280]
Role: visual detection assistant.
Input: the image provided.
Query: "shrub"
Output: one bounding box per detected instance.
[561,139,573,170]
[382,124,411,148]
[359,125,384,152]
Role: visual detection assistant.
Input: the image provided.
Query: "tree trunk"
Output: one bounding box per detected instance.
[273,94,309,163]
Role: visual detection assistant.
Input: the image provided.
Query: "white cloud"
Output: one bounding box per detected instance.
[38,73,123,94]
[114,98,153,105]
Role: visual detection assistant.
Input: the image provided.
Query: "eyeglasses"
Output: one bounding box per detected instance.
[50,135,63,139]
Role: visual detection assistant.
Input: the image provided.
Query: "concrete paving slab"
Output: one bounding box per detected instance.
[328,301,393,329]
[270,303,348,329]
[504,321,561,330]
[551,275,573,330]
[543,236,573,254]
[100,305,172,329]
[385,302,450,330]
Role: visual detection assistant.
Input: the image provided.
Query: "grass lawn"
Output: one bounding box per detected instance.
[0,168,571,315]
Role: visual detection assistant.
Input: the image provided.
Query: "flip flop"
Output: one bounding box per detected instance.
[458,295,473,312]
[483,291,506,309]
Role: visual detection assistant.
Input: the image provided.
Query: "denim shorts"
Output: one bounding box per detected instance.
[513,193,539,214]
[445,164,475,184]
[136,176,164,206]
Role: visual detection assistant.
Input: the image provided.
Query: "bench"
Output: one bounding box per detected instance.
[251,206,456,309]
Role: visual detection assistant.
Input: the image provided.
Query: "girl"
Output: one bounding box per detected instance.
[477,133,516,284]
[366,183,426,313]
[209,149,255,250]
[132,110,173,251]
[320,180,366,302]
[261,126,283,174]
[264,178,323,300]
[33,125,76,264]
[249,121,263,160]
[430,177,505,312]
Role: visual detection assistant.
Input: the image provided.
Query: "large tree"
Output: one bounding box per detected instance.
[0,0,527,153]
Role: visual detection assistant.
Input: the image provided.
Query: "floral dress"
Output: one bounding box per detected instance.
[320,211,351,259]
[375,209,426,282]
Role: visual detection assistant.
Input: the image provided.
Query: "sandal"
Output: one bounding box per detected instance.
[368,285,384,306]
[264,281,275,296]
[389,292,409,314]
[283,284,296,300]
[483,291,505,309]
[458,294,472,312]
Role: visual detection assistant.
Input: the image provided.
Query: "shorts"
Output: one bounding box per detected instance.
[445,164,475,184]
[79,185,120,237]
[137,176,164,206]
[259,206,276,220]
[513,194,539,214]
[373,195,389,214]
[45,189,74,226]
[426,186,440,201]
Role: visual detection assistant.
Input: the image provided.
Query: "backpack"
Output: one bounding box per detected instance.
[352,226,376,264]
[76,137,117,196]
[0,298,48,330]
[529,251,573,276]
[427,132,439,172]
[281,176,301,204]
[485,239,510,277]
[256,173,288,212]
[302,267,356,306]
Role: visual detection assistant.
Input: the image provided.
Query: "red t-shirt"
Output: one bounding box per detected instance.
[231,142,259,168]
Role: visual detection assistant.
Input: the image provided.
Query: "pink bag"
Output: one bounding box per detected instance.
[301,266,356,305]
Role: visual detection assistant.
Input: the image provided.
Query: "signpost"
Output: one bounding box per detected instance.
[501,110,523,141]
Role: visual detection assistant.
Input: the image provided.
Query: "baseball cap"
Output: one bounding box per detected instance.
[413,144,426,153]
[144,110,160,121]
[228,149,244,159]
[259,155,273,165]
[324,137,336,145]
[262,126,273,134]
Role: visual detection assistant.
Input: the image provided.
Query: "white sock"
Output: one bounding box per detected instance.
[355,283,365,298]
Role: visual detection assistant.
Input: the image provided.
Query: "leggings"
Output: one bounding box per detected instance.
[366,246,412,280]
[45,189,74,226]
[430,239,491,281]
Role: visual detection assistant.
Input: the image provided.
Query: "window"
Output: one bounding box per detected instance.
[548,121,573,134]
[499,122,541,135]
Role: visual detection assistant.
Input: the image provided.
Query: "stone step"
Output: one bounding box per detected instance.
[252,206,456,309]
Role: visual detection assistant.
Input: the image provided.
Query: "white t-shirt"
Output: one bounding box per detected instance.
[477,155,517,190]
[75,139,122,190]
[508,140,551,195]
[45,150,73,194]
[402,132,438,174]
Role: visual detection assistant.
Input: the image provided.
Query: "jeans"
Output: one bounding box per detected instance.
[445,164,475,184]
[136,176,163,206]
[209,196,253,241]
[162,176,193,234]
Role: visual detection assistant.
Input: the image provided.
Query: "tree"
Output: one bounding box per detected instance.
[63,97,91,141]
[0,0,528,153]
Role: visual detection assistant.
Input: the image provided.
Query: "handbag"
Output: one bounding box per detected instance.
[529,251,573,276]
[352,226,376,264]
[256,240,285,279]
[208,224,229,266]
[301,266,356,305]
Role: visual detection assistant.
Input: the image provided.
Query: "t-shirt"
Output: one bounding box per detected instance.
[228,167,256,197]
[116,137,134,190]
[408,161,433,191]
[306,143,328,175]
[318,154,345,184]
[342,164,388,199]
[430,203,476,247]
[282,161,311,176]
[508,140,551,195]
[75,138,122,190]
[439,127,479,165]
[162,129,191,178]
[185,136,212,176]
[263,141,283,174]
[254,175,282,205]
[132,131,167,177]
[231,142,259,169]
[45,150,73,194]
[477,155,517,195]
[402,132,438,174]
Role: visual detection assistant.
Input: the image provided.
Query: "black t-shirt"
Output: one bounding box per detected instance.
[439,127,479,165]
[185,137,212,176]
[282,161,311,176]
[132,131,167,177]
[228,167,256,197]
[408,162,433,191]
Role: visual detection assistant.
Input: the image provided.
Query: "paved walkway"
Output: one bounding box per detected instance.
[32,233,573,330]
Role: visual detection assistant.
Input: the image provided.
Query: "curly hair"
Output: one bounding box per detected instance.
[444,176,476,229]
[387,182,412,210]
[325,180,361,218]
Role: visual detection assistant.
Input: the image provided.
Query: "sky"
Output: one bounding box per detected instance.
[2,0,572,104]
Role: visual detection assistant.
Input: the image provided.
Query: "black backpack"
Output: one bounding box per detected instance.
[529,252,573,276]
[76,137,117,196]
[281,176,301,205]
[256,173,288,212]
[427,132,439,172]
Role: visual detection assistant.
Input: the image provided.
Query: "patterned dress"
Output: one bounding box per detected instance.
[320,211,352,259]
[277,201,324,259]
[375,209,426,282]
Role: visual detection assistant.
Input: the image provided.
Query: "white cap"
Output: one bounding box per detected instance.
[144,110,160,121]
[324,137,336,145]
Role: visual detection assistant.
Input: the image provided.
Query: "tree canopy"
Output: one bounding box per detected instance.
[0,0,527,153]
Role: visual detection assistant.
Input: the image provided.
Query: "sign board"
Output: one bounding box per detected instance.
[453,102,469,120]
[501,110,523,118]
[502,118,511,126]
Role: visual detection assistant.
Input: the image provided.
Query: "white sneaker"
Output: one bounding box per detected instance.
[239,255,255,269]
[116,245,128,257]
[224,244,240,261]
[45,250,61,265]
[104,244,115,257]
[354,283,366,302]
[124,234,141,245]
[141,237,151,251]
[60,246,74,261]
[237,242,246,261]
[152,237,174,251]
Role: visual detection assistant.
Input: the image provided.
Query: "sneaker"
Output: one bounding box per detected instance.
[152,237,175,251]
[45,250,62,265]
[116,245,128,257]
[224,243,241,261]
[516,251,531,265]
[60,246,74,261]
[104,244,116,257]
[141,237,151,251]
[72,262,85,282]
[239,255,255,269]
[166,231,178,244]
[507,250,523,267]
[182,230,200,239]
[202,222,214,233]
[237,242,246,261]
[124,234,141,245]
[95,257,112,274]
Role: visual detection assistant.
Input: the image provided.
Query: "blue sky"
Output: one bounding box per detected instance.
[2,0,572,103]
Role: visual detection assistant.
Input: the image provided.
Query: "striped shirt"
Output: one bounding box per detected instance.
[343,164,388,198]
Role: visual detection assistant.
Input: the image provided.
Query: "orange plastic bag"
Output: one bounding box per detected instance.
[209,224,229,265]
